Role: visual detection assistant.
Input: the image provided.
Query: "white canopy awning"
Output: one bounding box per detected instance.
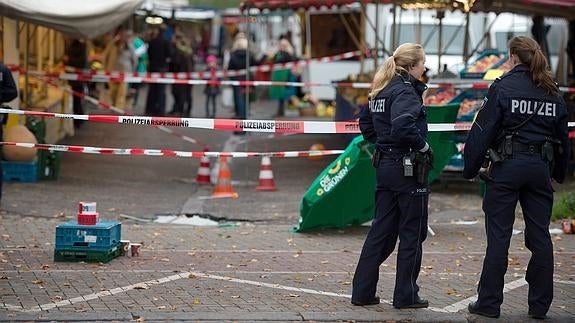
[0,0,144,38]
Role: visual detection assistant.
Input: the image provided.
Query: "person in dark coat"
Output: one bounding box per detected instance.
[227,35,261,122]
[64,39,87,128]
[351,43,432,310]
[464,36,570,320]
[169,35,193,117]
[145,27,172,116]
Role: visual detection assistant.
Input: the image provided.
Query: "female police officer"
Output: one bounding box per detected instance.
[351,43,432,309]
[463,36,570,319]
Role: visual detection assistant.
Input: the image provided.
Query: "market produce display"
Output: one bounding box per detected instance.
[465,54,506,73]
[423,88,457,105]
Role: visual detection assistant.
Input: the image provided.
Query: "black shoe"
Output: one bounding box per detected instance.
[351,296,380,306]
[394,297,429,309]
[468,301,500,318]
[528,310,547,320]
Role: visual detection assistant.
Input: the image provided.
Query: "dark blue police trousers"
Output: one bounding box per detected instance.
[352,159,428,307]
[477,155,554,315]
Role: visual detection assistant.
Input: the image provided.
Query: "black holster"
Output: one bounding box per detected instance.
[480,148,504,182]
[412,151,433,185]
[372,149,381,168]
[541,139,557,173]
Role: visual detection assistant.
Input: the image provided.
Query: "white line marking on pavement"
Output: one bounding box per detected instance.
[7,270,362,312]
[555,280,575,285]
[442,277,527,313]
[4,272,550,315]
[0,303,24,311]
[188,271,368,301]
[17,272,189,313]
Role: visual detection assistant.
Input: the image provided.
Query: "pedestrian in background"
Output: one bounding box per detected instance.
[227,34,261,123]
[145,26,172,116]
[130,32,148,107]
[463,36,570,320]
[103,29,136,112]
[203,54,220,118]
[351,43,432,309]
[269,37,297,117]
[169,34,193,117]
[64,39,87,128]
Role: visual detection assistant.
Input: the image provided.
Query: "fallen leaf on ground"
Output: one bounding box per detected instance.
[133,284,149,290]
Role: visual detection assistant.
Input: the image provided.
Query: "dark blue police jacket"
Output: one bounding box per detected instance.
[462,64,570,183]
[359,72,428,153]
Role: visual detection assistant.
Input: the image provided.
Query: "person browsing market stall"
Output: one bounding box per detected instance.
[463,36,570,320]
[351,43,433,309]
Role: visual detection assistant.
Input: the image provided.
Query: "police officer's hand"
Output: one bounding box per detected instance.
[419,144,433,167]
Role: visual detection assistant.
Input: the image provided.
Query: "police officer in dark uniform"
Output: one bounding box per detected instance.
[351,43,433,309]
[464,36,570,320]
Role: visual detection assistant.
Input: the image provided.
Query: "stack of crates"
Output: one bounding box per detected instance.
[54,220,122,263]
[25,116,61,180]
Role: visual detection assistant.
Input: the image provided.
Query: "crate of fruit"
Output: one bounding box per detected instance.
[449,88,489,122]
[423,87,458,106]
[460,50,507,79]
[55,220,121,251]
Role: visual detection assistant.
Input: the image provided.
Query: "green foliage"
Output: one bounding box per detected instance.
[552,191,575,221]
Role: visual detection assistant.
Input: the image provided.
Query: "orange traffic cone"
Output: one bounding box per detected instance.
[211,156,239,198]
[195,148,211,185]
[256,156,277,191]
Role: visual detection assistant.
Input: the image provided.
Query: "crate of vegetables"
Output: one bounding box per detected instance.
[423,87,458,106]
[460,50,507,79]
[449,88,488,122]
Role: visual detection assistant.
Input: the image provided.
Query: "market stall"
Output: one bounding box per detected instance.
[0,1,144,182]
[0,0,144,144]
[238,0,469,231]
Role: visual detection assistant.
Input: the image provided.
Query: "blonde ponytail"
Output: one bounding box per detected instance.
[368,43,425,98]
[369,56,396,98]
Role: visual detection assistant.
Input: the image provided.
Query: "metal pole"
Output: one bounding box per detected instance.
[305,11,311,57]
[24,23,30,109]
[437,10,445,75]
[391,5,397,50]
[245,7,250,121]
[463,12,470,63]
[374,2,379,66]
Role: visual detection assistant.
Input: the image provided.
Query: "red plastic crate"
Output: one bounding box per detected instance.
[77,212,98,225]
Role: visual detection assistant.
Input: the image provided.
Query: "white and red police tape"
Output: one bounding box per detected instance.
[0,141,344,158]
[20,50,362,82]
[37,76,206,146]
[1,108,574,134]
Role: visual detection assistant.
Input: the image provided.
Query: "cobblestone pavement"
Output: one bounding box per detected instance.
[0,89,574,322]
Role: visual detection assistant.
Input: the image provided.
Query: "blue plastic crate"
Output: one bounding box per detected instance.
[55,220,122,251]
[1,160,38,182]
